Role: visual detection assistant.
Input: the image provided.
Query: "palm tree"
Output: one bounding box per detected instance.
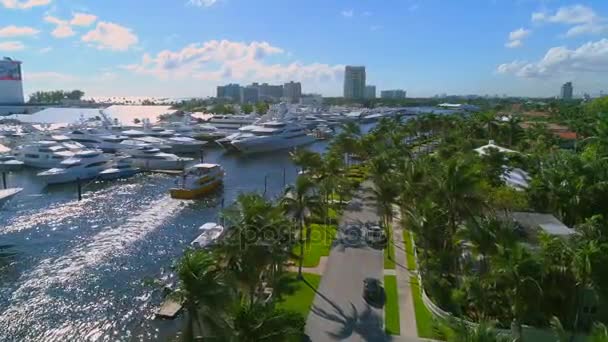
[226,303,305,341]
[175,249,231,341]
[448,320,511,342]
[281,175,318,278]
[290,149,323,176]
[220,193,294,306]
[435,157,485,242]
[491,243,543,341]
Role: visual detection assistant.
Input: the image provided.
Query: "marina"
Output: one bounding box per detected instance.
[0,114,388,340]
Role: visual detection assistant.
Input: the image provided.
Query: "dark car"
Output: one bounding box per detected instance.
[363,277,384,305]
[365,224,387,246]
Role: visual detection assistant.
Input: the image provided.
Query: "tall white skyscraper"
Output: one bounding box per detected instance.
[343,66,366,99]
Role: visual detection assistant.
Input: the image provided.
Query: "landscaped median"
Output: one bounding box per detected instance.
[384,275,401,335]
[294,224,337,268]
[277,273,321,317]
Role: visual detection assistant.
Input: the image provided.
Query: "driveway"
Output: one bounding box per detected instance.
[305,181,386,342]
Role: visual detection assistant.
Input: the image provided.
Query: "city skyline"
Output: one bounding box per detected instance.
[1,0,607,98]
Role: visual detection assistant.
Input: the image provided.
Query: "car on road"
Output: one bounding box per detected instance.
[363,277,384,305]
[365,224,387,246]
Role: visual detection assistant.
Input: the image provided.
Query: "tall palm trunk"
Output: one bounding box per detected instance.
[298,216,304,279]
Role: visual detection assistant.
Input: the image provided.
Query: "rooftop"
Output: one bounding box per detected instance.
[510,212,575,237]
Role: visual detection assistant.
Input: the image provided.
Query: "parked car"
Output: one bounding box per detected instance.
[363,277,383,305]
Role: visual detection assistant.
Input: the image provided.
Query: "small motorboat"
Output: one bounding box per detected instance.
[170,163,224,199]
[191,222,224,248]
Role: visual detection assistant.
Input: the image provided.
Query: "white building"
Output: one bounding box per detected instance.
[0,57,24,105]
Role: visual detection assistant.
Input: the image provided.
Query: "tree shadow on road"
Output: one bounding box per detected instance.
[303,278,386,342]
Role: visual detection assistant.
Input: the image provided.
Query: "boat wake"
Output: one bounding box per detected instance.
[0,196,184,341]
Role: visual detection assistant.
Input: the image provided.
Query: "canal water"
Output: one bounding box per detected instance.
[0,141,332,341]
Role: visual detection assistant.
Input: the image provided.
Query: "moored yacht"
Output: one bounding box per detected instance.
[98,157,140,180]
[14,141,76,168]
[230,121,315,153]
[126,146,193,170]
[206,114,258,131]
[37,150,112,185]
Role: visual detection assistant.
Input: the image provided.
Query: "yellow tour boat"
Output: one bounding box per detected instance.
[170,163,224,199]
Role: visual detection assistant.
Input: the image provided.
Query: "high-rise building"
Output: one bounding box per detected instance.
[381,89,407,99]
[343,66,366,99]
[240,86,259,104]
[364,85,376,99]
[283,81,302,103]
[0,57,24,105]
[217,83,241,102]
[251,82,283,101]
[561,82,573,100]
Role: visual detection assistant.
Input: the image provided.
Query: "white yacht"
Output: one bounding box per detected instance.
[165,136,206,153]
[14,141,76,168]
[66,128,112,148]
[126,146,193,170]
[215,125,258,149]
[191,124,228,141]
[37,150,112,185]
[230,121,315,153]
[206,114,258,131]
[98,157,140,180]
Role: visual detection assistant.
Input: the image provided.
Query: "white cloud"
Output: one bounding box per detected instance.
[1,0,51,9]
[51,24,75,38]
[44,13,97,39]
[39,47,52,53]
[188,0,217,7]
[509,27,531,41]
[505,40,522,48]
[0,25,40,37]
[124,39,344,85]
[505,27,531,48]
[70,13,97,27]
[532,5,608,37]
[0,41,25,51]
[497,38,608,78]
[82,22,138,51]
[341,9,354,18]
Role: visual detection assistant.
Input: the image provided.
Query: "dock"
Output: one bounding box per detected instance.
[147,170,184,175]
[0,188,23,205]
[155,297,183,319]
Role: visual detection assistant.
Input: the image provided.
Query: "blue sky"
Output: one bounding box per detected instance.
[1,0,607,98]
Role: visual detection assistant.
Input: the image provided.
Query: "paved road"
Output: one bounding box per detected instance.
[305,181,386,342]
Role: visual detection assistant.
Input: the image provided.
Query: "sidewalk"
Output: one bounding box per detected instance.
[391,209,418,338]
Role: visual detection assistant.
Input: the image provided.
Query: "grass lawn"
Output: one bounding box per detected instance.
[410,276,435,339]
[384,275,401,335]
[294,224,337,268]
[403,229,416,271]
[277,273,321,317]
[384,225,396,269]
